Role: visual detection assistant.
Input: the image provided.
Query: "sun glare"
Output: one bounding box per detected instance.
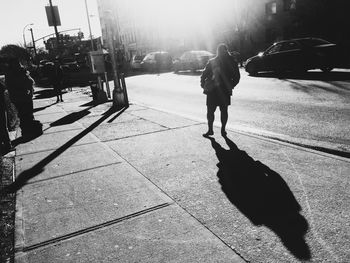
[119,0,235,37]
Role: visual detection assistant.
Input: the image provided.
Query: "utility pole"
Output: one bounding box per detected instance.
[105,9,128,109]
[48,0,60,51]
[84,0,94,51]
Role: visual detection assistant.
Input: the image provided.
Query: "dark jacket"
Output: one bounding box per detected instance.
[49,64,64,84]
[5,67,34,101]
[201,54,240,96]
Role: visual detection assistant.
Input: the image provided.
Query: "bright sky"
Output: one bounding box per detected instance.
[0,0,101,48]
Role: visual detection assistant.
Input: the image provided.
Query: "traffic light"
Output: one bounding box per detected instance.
[78,31,84,40]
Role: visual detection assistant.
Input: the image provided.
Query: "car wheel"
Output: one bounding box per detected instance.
[321,66,333,73]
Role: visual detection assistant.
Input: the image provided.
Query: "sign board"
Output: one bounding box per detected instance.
[89,51,106,74]
[45,6,61,27]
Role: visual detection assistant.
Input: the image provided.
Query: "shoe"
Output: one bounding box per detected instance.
[60,99,64,102]
[203,131,214,137]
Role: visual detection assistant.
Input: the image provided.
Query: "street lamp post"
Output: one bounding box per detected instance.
[29,28,37,58]
[23,23,34,47]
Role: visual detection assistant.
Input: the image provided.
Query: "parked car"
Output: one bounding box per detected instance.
[61,57,80,73]
[130,54,145,70]
[245,38,337,75]
[140,51,173,72]
[173,50,214,72]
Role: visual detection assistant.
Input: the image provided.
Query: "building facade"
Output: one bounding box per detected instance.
[96,0,350,61]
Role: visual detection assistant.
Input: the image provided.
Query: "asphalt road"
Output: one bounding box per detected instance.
[125,69,350,156]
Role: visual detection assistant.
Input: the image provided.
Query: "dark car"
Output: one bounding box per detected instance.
[61,57,80,73]
[245,38,337,75]
[140,51,173,72]
[173,50,214,73]
[130,54,145,70]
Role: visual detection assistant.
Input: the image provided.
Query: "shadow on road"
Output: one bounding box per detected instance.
[206,136,311,260]
[4,106,128,194]
[252,70,350,81]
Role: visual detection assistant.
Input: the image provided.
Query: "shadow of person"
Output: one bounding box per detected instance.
[206,136,311,260]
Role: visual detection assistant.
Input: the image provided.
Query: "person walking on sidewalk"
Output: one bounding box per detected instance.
[200,43,240,137]
[49,59,64,103]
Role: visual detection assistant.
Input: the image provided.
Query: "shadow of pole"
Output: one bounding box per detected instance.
[49,104,99,127]
[205,136,311,260]
[3,106,128,194]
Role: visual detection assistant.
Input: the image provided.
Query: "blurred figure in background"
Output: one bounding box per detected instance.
[49,59,64,103]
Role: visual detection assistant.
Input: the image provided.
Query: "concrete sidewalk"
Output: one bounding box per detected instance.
[12,87,349,262]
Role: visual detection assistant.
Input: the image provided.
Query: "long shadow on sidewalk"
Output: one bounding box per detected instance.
[4,106,128,193]
[206,136,311,260]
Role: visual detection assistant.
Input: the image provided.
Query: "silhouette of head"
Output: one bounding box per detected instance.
[217,43,229,57]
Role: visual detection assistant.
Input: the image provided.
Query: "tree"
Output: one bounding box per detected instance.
[0,44,30,63]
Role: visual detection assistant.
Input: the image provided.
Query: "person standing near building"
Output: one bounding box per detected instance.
[50,60,64,103]
[200,43,240,137]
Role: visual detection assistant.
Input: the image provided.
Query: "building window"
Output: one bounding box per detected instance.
[266,28,278,43]
[284,0,296,11]
[266,1,277,15]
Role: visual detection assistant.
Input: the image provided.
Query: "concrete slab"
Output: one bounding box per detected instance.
[41,122,82,134]
[15,142,122,184]
[15,163,173,249]
[33,105,64,116]
[126,103,147,111]
[91,118,167,142]
[130,108,200,129]
[54,101,94,113]
[78,112,139,128]
[106,124,350,263]
[34,112,68,124]
[16,129,98,155]
[16,205,244,263]
[60,102,112,116]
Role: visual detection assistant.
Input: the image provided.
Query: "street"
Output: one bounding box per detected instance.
[125,69,350,155]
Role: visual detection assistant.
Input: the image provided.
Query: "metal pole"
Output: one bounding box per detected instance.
[29,28,37,58]
[23,23,33,47]
[84,0,94,51]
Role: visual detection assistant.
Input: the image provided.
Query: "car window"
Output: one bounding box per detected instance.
[281,41,300,51]
[134,55,144,61]
[144,53,155,61]
[265,43,282,55]
[298,38,331,47]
